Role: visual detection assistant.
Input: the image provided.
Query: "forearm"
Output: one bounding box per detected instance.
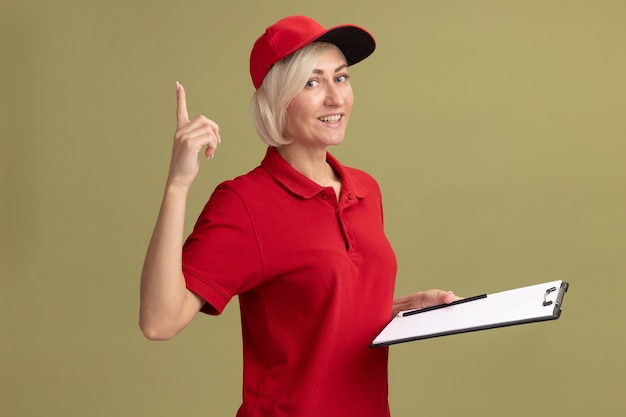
[139,183,195,339]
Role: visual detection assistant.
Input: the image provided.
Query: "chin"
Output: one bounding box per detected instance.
[325,137,345,147]
[326,131,347,145]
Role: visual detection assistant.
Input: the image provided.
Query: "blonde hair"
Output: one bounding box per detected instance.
[251,42,343,147]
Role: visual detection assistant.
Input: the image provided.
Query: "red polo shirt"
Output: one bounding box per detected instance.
[183,147,397,417]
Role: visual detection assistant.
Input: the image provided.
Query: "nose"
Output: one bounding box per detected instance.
[324,83,345,107]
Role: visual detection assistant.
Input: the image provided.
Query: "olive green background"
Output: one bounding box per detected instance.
[1,0,624,415]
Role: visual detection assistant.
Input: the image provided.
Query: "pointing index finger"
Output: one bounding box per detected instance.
[176,81,190,128]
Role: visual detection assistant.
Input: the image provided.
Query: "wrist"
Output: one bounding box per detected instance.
[164,178,192,195]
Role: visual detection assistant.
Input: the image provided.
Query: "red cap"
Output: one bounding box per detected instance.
[250,15,376,89]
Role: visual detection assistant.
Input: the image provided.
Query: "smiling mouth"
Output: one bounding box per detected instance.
[319,114,342,123]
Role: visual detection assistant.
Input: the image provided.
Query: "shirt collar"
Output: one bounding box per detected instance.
[261,147,370,200]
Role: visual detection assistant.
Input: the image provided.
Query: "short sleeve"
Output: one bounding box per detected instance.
[182,185,264,315]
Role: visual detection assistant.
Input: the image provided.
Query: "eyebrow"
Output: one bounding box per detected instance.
[312,64,349,75]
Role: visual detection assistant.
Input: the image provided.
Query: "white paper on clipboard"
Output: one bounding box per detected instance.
[371,280,569,347]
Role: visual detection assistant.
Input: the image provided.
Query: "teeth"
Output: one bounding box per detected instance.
[319,115,341,123]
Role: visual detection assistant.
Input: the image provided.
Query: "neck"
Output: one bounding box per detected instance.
[276,146,335,187]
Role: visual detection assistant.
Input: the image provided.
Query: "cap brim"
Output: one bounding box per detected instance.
[316,25,376,66]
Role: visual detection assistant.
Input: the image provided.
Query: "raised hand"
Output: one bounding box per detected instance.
[167,82,221,188]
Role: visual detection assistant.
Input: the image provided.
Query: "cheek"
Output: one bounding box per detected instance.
[344,90,354,112]
[286,99,315,125]
[286,100,307,122]
[284,103,299,129]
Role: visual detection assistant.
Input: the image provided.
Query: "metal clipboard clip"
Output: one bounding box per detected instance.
[543,282,569,307]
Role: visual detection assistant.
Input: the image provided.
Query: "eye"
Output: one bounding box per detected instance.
[336,74,350,83]
[305,79,319,88]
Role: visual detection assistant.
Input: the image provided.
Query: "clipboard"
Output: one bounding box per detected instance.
[371,280,569,348]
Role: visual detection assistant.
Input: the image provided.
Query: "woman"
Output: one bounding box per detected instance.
[140,15,458,417]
